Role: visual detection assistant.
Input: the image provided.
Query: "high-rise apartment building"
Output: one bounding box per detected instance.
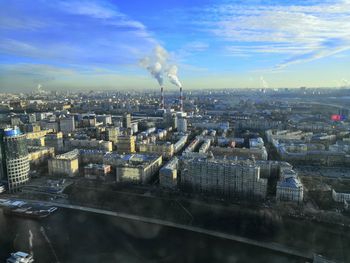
[59,117,75,134]
[123,113,131,129]
[0,127,30,192]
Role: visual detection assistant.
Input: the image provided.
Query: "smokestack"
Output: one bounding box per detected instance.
[179,86,183,112]
[166,65,183,111]
[160,86,165,109]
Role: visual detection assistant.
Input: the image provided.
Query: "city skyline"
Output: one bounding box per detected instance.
[1,0,350,91]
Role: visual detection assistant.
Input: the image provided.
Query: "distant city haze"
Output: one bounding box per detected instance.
[1,0,350,91]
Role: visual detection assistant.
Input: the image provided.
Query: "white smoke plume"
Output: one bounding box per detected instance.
[139,45,169,86]
[167,65,182,88]
[260,76,269,89]
[140,45,183,88]
[154,45,168,65]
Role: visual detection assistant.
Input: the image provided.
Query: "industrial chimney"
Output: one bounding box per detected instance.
[179,86,183,112]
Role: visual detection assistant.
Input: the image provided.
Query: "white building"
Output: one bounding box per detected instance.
[131,122,138,134]
[332,189,350,203]
[180,156,267,199]
[104,153,162,183]
[249,137,264,149]
[177,117,187,133]
[96,114,112,125]
[276,169,303,202]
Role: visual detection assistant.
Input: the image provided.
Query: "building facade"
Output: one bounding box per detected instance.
[180,157,267,199]
[138,142,174,159]
[104,153,162,183]
[159,157,178,188]
[0,127,30,192]
[48,149,79,177]
[59,117,75,134]
[116,135,136,154]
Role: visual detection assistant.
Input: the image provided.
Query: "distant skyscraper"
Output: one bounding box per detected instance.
[177,117,187,132]
[59,116,75,134]
[123,113,131,129]
[0,127,30,192]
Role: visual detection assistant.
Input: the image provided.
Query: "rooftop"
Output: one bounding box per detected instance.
[278,177,303,189]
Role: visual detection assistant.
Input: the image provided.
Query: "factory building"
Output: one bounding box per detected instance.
[0,127,30,192]
[48,149,79,177]
[180,156,267,199]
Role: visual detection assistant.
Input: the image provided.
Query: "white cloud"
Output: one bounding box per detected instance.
[0,0,158,67]
[59,1,118,19]
[198,0,350,67]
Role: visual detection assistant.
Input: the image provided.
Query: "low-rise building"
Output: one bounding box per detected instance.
[28,146,55,165]
[138,142,174,159]
[79,149,106,164]
[116,135,136,153]
[65,139,112,152]
[210,146,268,160]
[276,173,303,203]
[159,157,178,188]
[332,189,350,203]
[26,129,53,140]
[84,163,111,180]
[104,153,162,183]
[26,136,45,147]
[174,135,188,153]
[0,183,5,193]
[48,149,79,177]
[45,132,64,153]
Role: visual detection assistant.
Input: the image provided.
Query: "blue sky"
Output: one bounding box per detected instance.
[1,0,350,91]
